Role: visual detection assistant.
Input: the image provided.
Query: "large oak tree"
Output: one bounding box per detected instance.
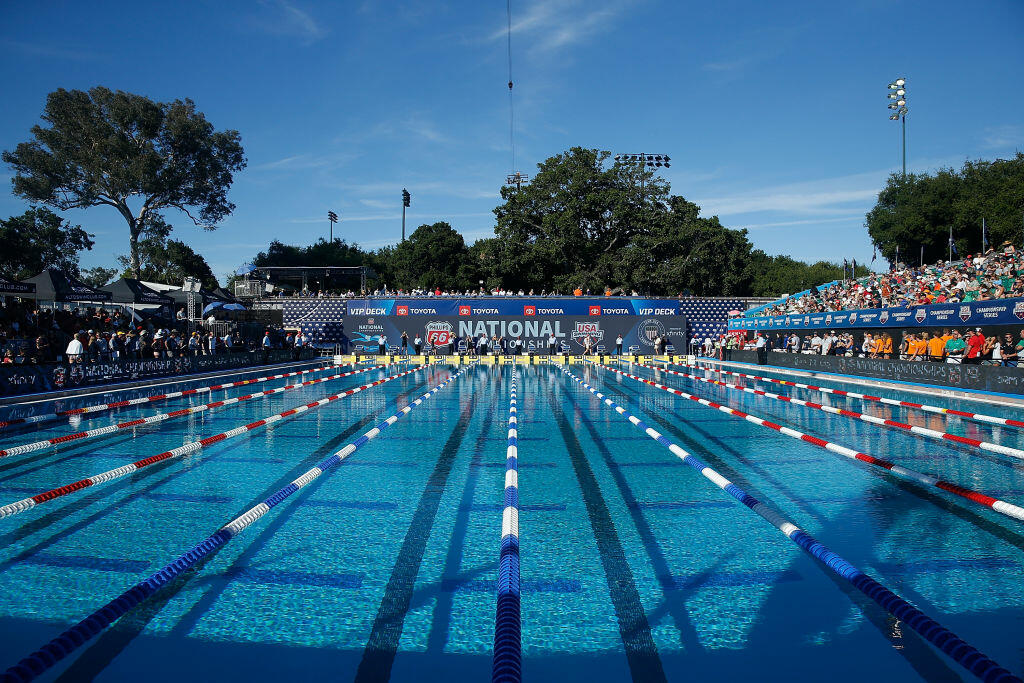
[3,86,245,278]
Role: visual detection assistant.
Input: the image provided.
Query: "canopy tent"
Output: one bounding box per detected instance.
[235,263,258,276]
[0,276,35,296]
[211,287,239,303]
[165,288,212,306]
[101,278,175,306]
[202,301,247,316]
[21,269,111,303]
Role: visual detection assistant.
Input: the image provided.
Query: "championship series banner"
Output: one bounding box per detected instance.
[342,298,686,354]
[728,296,1024,333]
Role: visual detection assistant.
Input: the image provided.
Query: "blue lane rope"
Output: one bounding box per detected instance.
[492,367,521,682]
[2,366,471,683]
[559,366,1021,683]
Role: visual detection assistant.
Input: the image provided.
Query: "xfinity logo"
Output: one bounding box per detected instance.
[638,308,675,315]
[350,307,385,315]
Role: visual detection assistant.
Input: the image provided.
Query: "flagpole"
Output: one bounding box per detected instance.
[949,225,953,262]
[982,217,986,252]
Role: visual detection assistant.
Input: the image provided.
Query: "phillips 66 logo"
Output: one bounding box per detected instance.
[426,321,454,346]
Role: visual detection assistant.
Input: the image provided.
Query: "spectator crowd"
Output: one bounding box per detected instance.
[0,300,298,366]
[755,244,1024,318]
[708,328,1024,366]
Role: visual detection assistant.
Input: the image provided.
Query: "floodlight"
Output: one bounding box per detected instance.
[896,100,906,106]
[895,78,905,86]
[888,103,899,109]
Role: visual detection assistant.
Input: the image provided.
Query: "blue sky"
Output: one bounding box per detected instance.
[1,0,1022,284]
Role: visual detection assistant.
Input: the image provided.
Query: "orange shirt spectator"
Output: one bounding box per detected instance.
[573,287,583,296]
[927,336,946,359]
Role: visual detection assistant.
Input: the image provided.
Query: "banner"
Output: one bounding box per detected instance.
[728,297,1024,333]
[342,298,685,355]
[344,297,680,317]
[0,349,310,398]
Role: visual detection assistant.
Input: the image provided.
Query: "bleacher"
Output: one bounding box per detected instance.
[283,300,346,344]
[680,298,745,344]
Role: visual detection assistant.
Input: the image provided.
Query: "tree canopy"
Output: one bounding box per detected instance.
[866,153,1024,264]
[240,146,861,297]
[0,207,94,280]
[2,86,246,277]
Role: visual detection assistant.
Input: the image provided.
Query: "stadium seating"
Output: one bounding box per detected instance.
[680,298,745,344]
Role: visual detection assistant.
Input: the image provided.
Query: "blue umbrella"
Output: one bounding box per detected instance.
[203,301,248,315]
[235,263,257,276]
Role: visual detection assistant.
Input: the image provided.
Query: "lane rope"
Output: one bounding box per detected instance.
[0,365,423,519]
[492,367,521,683]
[0,361,336,431]
[687,358,1024,429]
[601,363,1024,523]
[560,366,1021,683]
[2,365,469,682]
[0,365,383,460]
[650,363,1024,462]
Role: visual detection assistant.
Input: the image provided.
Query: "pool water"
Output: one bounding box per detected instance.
[0,359,1022,681]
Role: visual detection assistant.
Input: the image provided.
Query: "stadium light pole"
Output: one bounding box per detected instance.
[614,153,671,200]
[505,171,529,191]
[401,189,411,241]
[887,78,908,178]
[327,210,338,242]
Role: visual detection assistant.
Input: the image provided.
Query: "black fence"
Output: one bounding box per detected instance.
[730,349,1024,396]
[0,349,315,398]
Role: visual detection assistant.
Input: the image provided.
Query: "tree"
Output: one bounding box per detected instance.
[250,238,369,292]
[80,266,118,288]
[119,235,218,290]
[866,153,1024,264]
[3,86,246,277]
[383,222,478,290]
[492,147,670,292]
[0,207,94,279]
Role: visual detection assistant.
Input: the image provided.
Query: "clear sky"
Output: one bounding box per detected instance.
[1,0,1022,283]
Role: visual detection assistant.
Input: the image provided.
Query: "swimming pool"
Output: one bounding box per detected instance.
[0,358,1022,681]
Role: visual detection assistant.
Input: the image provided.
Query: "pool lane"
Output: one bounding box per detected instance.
[1,362,1022,681]
[573,363,1024,681]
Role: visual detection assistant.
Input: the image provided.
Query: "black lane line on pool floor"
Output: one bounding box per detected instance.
[595,375,967,680]
[610,371,1024,555]
[354,388,477,682]
[547,380,668,683]
[49,376,434,682]
[558,383,709,658]
[425,374,501,652]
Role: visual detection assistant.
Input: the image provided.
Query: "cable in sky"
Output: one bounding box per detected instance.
[507,0,516,174]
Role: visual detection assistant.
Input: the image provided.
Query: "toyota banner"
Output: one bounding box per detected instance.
[341,298,686,354]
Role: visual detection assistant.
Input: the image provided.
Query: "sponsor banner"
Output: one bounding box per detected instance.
[343,313,686,355]
[728,297,1024,333]
[732,349,1024,396]
[344,297,680,317]
[0,349,308,399]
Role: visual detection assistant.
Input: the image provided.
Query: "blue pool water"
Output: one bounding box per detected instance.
[0,359,1023,681]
